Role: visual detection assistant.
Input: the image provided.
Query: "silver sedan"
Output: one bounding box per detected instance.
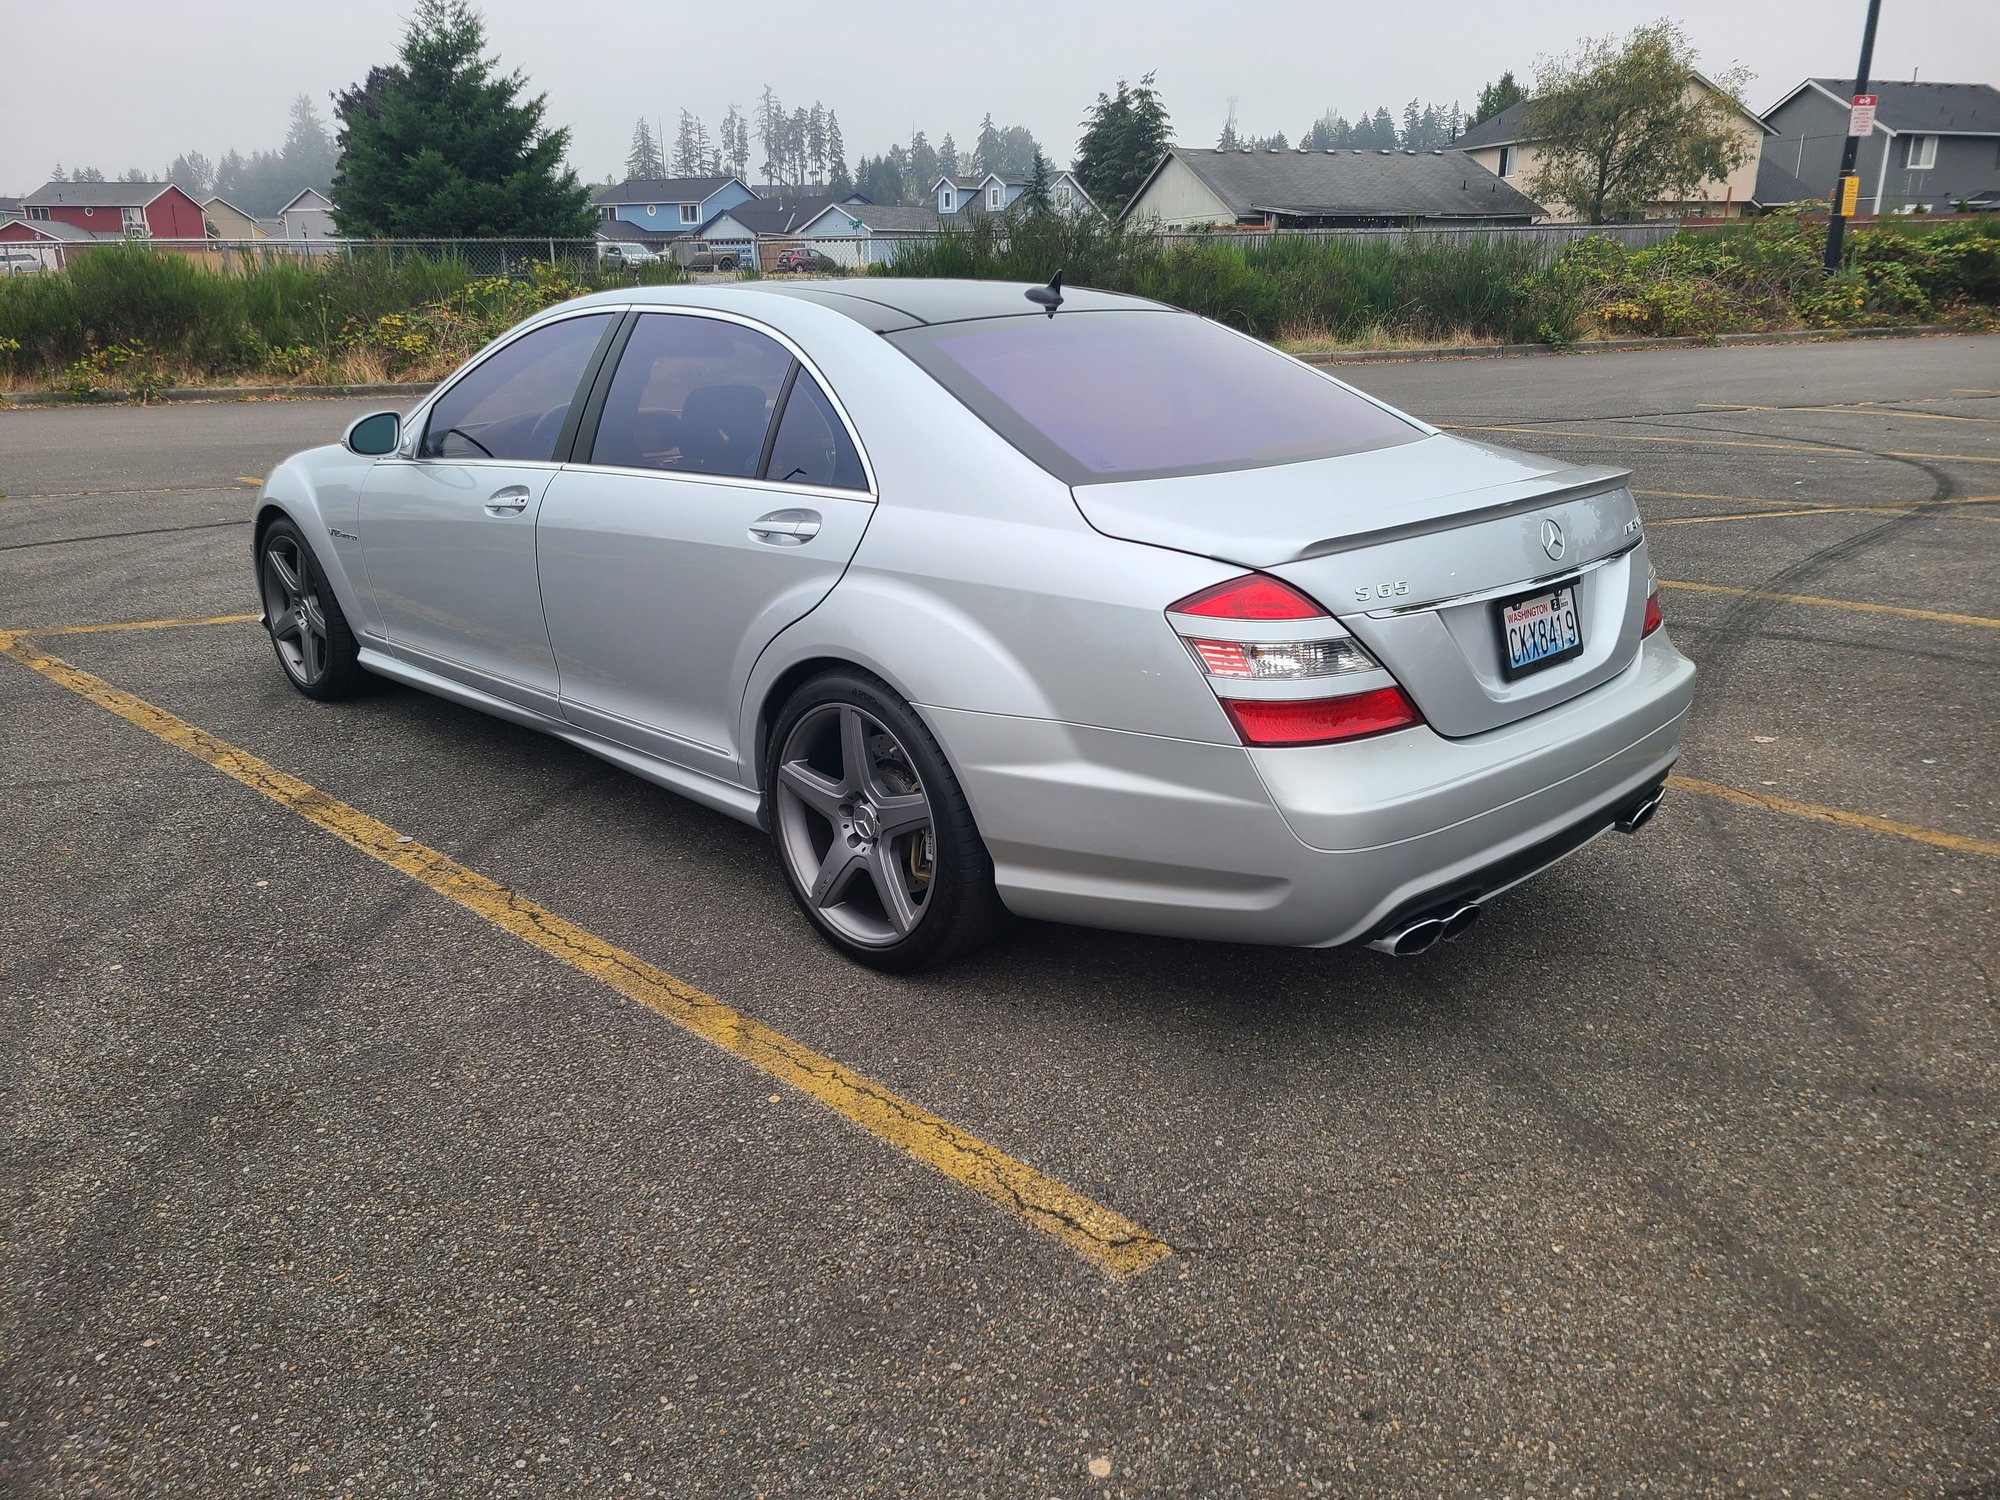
[252,279,1694,969]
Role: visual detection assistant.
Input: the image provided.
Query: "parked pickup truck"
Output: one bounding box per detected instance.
[679,246,743,271]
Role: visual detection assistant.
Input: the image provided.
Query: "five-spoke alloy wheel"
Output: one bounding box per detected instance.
[258,517,365,700]
[767,672,1005,970]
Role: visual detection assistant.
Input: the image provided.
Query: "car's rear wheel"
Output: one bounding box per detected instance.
[767,671,1006,971]
[258,517,366,700]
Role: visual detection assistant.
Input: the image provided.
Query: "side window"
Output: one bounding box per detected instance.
[589,314,791,478]
[422,313,612,461]
[764,370,866,491]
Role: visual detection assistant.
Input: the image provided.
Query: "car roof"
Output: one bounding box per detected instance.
[604,278,1166,333]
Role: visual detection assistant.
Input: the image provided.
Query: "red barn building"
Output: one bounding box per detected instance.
[16,180,208,240]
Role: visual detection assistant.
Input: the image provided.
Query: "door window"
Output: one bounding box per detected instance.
[589,314,792,477]
[764,370,866,490]
[421,312,614,461]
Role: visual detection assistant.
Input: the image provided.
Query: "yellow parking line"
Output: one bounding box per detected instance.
[1670,777,2000,860]
[1649,506,1909,526]
[0,636,1171,1280]
[1447,424,2000,463]
[236,476,263,486]
[1659,579,2000,629]
[0,613,258,647]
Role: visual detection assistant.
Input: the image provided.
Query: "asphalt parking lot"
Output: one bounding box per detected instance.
[2,334,1996,1497]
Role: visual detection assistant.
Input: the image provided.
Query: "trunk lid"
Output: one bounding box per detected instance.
[1072,434,1652,737]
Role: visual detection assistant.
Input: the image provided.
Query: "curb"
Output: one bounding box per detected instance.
[0,325,1981,405]
[1297,324,1970,366]
[0,380,436,408]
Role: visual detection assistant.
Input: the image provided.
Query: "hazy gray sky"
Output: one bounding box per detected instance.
[8,0,1997,191]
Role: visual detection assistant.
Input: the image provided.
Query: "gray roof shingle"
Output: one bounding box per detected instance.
[23,180,172,207]
[1752,155,1816,206]
[593,175,738,205]
[1453,103,1529,151]
[1806,79,2000,135]
[1148,148,1543,221]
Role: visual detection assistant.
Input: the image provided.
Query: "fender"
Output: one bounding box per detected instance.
[252,444,386,640]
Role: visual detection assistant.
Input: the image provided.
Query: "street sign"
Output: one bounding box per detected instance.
[1848,95,1878,136]
[1838,174,1860,216]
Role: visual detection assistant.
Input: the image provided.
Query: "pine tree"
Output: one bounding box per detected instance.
[1073,72,1171,213]
[1021,150,1053,215]
[331,0,591,238]
[626,117,665,179]
[939,133,959,181]
[282,94,338,189]
[825,112,847,192]
[975,114,1002,176]
[1471,72,1527,127]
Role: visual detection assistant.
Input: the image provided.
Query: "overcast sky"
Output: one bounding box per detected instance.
[8,0,1997,192]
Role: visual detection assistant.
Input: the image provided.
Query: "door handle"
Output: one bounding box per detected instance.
[484,485,531,516]
[748,509,822,545]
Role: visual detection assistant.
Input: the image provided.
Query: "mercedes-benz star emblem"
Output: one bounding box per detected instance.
[1540,517,1567,562]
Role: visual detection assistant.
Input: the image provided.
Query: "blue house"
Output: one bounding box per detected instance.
[929,171,1098,220]
[593,175,757,235]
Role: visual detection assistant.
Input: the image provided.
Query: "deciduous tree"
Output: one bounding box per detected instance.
[1523,21,1752,223]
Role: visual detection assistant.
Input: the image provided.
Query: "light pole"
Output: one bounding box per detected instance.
[1824,0,1884,272]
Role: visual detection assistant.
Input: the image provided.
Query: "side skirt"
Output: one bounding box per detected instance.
[355,647,765,829]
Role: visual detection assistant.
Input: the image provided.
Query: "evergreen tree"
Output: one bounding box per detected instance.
[1021,150,1053,215]
[720,105,749,180]
[939,133,959,180]
[1471,71,1527,127]
[1401,99,1422,148]
[975,114,1003,176]
[808,104,827,183]
[756,86,786,184]
[331,0,591,238]
[1073,72,1171,212]
[996,126,1041,178]
[74,166,106,182]
[907,131,938,198]
[625,117,666,179]
[282,94,339,187]
[1217,99,1242,151]
[168,152,215,197]
[825,112,847,191]
[50,163,66,182]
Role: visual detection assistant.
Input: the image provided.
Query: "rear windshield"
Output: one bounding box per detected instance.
[889,310,1423,485]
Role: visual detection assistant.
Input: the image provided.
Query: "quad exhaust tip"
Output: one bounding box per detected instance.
[1369,901,1481,957]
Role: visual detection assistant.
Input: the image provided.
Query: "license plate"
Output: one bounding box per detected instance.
[1496,582,1583,679]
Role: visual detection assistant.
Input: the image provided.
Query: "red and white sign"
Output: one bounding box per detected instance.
[1848,94,1878,136]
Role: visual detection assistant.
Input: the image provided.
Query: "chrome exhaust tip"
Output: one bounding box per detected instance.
[1615,787,1665,834]
[1440,903,1481,942]
[1368,915,1446,957]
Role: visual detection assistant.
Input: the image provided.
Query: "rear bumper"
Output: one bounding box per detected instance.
[924,631,1695,949]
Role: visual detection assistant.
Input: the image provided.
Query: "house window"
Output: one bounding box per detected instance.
[28,206,49,220]
[1904,135,1936,170]
[941,189,954,212]
[122,206,146,234]
[680,202,698,224]
[1498,145,1516,177]
[600,206,614,222]
[988,184,1002,209]
[1055,184,1072,210]
[645,205,658,218]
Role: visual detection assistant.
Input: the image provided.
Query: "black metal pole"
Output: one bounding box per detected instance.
[1824,0,1884,271]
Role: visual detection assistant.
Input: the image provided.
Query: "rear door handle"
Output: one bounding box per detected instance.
[748,509,821,545]
[484,485,531,516]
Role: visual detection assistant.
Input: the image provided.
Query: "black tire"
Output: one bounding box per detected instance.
[765,670,1008,972]
[257,516,368,701]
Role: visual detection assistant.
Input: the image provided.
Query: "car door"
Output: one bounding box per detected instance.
[536,310,875,782]
[357,309,618,710]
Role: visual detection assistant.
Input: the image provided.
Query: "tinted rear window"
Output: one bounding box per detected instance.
[889,310,1422,484]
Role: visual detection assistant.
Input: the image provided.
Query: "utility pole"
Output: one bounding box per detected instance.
[1824,0,1884,272]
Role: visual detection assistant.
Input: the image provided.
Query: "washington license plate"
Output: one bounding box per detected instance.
[1497,583,1583,679]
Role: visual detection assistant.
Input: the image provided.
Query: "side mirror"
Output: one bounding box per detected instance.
[343,410,401,457]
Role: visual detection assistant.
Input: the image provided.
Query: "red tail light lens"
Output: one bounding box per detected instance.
[1169,573,1325,620]
[1221,687,1423,746]
[1642,589,1663,636]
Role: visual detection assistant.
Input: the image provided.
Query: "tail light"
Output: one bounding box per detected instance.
[1168,572,1425,746]
[1642,562,1663,637]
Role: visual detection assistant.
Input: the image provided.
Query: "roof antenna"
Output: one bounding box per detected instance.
[1025,269,1064,317]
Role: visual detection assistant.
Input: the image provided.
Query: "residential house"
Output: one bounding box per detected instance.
[16,179,208,239]
[1121,147,1543,228]
[0,196,23,224]
[202,196,267,241]
[593,175,757,236]
[0,218,99,270]
[274,187,339,242]
[793,201,948,266]
[1761,80,2000,214]
[1455,74,1772,219]
[930,171,1098,219]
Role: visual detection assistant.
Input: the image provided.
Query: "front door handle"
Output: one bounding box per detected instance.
[748,509,822,546]
[484,485,531,516]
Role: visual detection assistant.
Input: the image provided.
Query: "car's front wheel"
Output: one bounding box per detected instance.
[258,516,367,700]
[767,671,1006,971]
